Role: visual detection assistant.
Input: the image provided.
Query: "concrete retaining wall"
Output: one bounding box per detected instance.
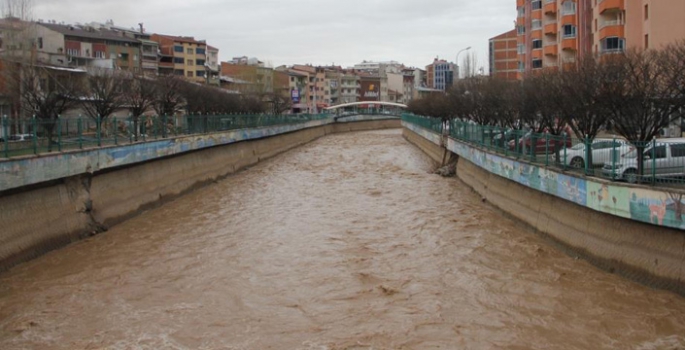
[403,126,685,296]
[0,119,400,272]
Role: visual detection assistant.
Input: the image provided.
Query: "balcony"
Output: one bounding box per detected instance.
[544,0,557,14]
[598,0,624,14]
[544,23,557,35]
[544,44,558,56]
[562,37,577,51]
[599,20,625,39]
[531,49,543,60]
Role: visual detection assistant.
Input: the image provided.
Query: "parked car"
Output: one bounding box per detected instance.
[507,128,573,155]
[559,138,630,168]
[8,134,34,142]
[602,138,685,183]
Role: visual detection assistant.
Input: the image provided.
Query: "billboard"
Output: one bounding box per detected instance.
[291,88,300,103]
[360,78,381,102]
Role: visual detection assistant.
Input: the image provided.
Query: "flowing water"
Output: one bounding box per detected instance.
[1,129,684,350]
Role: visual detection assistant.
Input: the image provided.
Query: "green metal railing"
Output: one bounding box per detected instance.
[1,113,330,159]
[402,114,685,186]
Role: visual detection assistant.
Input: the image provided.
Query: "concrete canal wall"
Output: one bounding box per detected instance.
[403,123,685,296]
[0,118,400,272]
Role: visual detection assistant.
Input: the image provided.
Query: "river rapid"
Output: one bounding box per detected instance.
[1,129,684,349]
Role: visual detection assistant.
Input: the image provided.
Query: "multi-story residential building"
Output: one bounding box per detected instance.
[87,21,158,77]
[31,22,141,71]
[206,45,220,85]
[275,67,310,113]
[402,74,415,105]
[489,29,519,80]
[425,58,455,91]
[340,73,360,104]
[151,34,207,83]
[515,0,685,78]
[220,61,274,94]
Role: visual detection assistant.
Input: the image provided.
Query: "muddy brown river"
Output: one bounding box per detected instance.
[1,129,684,349]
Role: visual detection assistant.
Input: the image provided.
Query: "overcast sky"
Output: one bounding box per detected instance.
[33,0,516,71]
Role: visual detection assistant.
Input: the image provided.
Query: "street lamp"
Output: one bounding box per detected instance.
[456,46,472,80]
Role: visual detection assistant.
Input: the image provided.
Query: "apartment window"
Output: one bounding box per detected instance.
[174,57,184,64]
[645,34,649,49]
[187,59,194,66]
[133,54,138,61]
[517,44,525,54]
[644,4,649,20]
[518,61,525,71]
[563,24,577,38]
[601,37,625,53]
[517,25,526,35]
[532,39,543,49]
[67,48,79,57]
[532,20,542,30]
[186,48,193,55]
[174,45,183,53]
[196,71,205,77]
[37,37,43,49]
[196,59,205,66]
[517,6,525,17]
[174,69,184,76]
[561,1,576,15]
[532,59,543,69]
[95,51,105,59]
[187,71,194,78]
[532,0,542,10]
[196,48,206,55]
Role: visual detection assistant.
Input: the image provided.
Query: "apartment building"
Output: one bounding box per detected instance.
[489,29,519,80]
[425,58,455,91]
[340,73,360,104]
[152,34,207,83]
[32,22,141,71]
[515,0,685,78]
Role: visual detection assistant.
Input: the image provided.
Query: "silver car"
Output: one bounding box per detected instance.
[561,138,629,168]
[602,138,685,183]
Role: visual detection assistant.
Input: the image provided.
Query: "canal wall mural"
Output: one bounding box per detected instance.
[404,121,685,231]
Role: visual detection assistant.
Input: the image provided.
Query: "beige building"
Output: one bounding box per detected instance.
[624,0,685,51]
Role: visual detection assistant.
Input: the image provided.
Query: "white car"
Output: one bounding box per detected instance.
[560,138,630,168]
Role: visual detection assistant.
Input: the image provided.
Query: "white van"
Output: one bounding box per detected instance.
[602,138,685,183]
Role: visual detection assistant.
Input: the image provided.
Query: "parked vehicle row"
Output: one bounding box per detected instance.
[602,138,685,183]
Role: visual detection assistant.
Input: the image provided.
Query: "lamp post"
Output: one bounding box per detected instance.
[456,46,472,80]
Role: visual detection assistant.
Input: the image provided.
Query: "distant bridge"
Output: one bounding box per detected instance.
[324,102,407,121]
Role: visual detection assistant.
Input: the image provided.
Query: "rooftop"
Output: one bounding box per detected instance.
[39,22,140,44]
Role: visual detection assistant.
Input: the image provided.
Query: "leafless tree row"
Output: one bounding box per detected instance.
[408,41,685,175]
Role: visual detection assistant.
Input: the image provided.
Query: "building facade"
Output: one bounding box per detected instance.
[425,58,455,91]
[515,0,685,79]
[489,29,518,80]
[151,34,208,83]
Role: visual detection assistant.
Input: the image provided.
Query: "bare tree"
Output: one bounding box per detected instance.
[602,49,685,178]
[1,0,33,20]
[460,52,480,79]
[17,65,84,151]
[81,69,126,124]
[264,90,291,115]
[153,75,185,117]
[123,75,156,141]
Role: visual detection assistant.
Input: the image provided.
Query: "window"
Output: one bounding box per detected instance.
[187,71,194,78]
[95,51,105,59]
[563,25,577,38]
[518,61,525,71]
[532,59,543,69]
[517,6,525,17]
[67,48,79,57]
[644,4,649,20]
[645,34,649,49]
[649,145,667,159]
[196,48,206,55]
[517,44,525,54]
[196,71,205,77]
[174,45,183,53]
[37,37,43,49]
[517,25,525,35]
[174,57,184,64]
[562,1,577,15]
[133,54,138,61]
[602,37,625,52]
[174,69,184,76]
[532,20,542,30]
[532,0,541,10]
[186,48,193,55]
[196,59,205,66]
[671,144,685,157]
[187,59,194,66]
[532,39,543,49]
